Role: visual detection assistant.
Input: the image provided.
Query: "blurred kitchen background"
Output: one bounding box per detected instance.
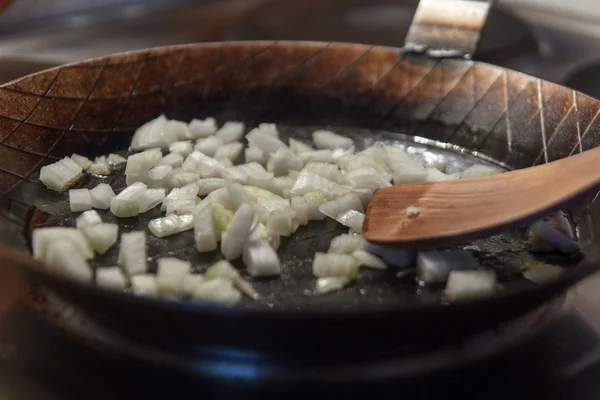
[0,0,599,97]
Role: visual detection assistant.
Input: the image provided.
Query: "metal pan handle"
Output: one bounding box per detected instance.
[405,0,493,59]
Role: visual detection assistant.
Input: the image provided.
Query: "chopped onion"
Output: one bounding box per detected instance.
[216,121,245,143]
[312,253,360,279]
[166,119,190,141]
[138,188,166,213]
[243,240,281,277]
[156,257,191,296]
[192,278,242,306]
[258,123,278,137]
[267,147,303,176]
[39,157,83,192]
[69,188,92,212]
[130,115,173,150]
[44,239,92,282]
[89,183,115,209]
[298,150,335,163]
[148,214,194,238]
[335,210,365,232]
[71,153,92,170]
[226,182,248,209]
[169,141,193,157]
[245,146,266,165]
[33,227,94,261]
[246,128,287,154]
[303,192,328,220]
[194,207,217,253]
[188,117,217,139]
[266,209,296,237]
[169,171,199,188]
[197,178,226,196]
[125,148,162,184]
[291,170,348,197]
[204,260,260,300]
[107,153,127,166]
[291,196,309,225]
[168,200,197,215]
[384,146,428,184]
[110,182,147,218]
[211,202,235,235]
[147,165,172,188]
[182,151,224,177]
[81,223,118,254]
[96,266,127,290]
[181,274,205,297]
[88,162,111,176]
[118,231,147,276]
[215,141,243,162]
[304,162,342,182]
[289,138,314,154]
[315,276,350,295]
[426,167,460,182]
[247,172,274,192]
[318,192,363,219]
[444,270,497,302]
[195,135,224,157]
[220,203,255,260]
[271,177,295,198]
[345,154,392,182]
[353,188,375,209]
[312,130,353,150]
[352,250,387,270]
[161,152,184,168]
[461,164,502,179]
[76,210,102,229]
[346,167,392,189]
[162,182,199,212]
[131,274,158,297]
[328,233,364,254]
[220,165,249,184]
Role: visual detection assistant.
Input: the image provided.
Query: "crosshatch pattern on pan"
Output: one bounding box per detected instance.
[0,41,599,246]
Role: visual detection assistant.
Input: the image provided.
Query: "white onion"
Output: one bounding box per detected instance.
[107,153,127,166]
[245,146,266,165]
[195,135,224,157]
[303,192,328,220]
[318,192,363,219]
[89,183,115,209]
[353,188,375,209]
[211,203,234,237]
[304,162,342,182]
[76,210,102,229]
[156,257,191,296]
[169,141,193,157]
[165,119,190,141]
[33,227,94,261]
[148,214,194,238]
[298,150,335,163]
[161,152,184,168]
[110,182,147,218]
[69,188,92,212]
[312,253,360,279]
[147,164,172,188]
[118,231,147,276]
[169,171,199,188]
[188,117,217,138]
[220,165,249,184]
[44,239,92,282]
[194,207,217,253]
[444,270,497,301]
[182,151,224,177]
[96,266,127,290]
[345,154,392,182]
[312,130,353,150]
[197,178,226,196]
[291,170,347,197]
[138,188,166,213]
[130,115,172,150]
[216,121,245,143]
[192,278,242,306]
[258,123,278,137]
[81,223,119,254]
[220,203,255,260]
[461,164,501,179]
[226,182,248,209]
[291,197,309,225]
[247,172,275,192]
[131,274,159,297]
[383,146,428,184]
[267,147,303,176]
[88,162,111,176]
[39,157,83,192]
[246,128,287,154]
[266,209,296,237]
[243,240,281,277]
[352,250,387,270]
[70,153,92,170]
[168,200,197,215]
[315,276,350,295]
[335,210,365,232]
[271,177,295,198]
[204,260,259,300]
[328,234,364,254]
[215,141,243,162]
[181,274,205,297]
[162,182,199,211]
[289,138,314,154]
[125,148,162,184]
[346,167,392,189]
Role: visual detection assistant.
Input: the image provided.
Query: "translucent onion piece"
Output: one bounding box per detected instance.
[33,227,94,261]
[197,178,226,196]
[216,121,245,143]
[318,192,363,219]
[188,117,217,139]
[88,162,111,176]
[312,130,353,150]
[147,164,172,188]
[226,182,248,209]
[69,188,92,212]
[304,162,341,182]
[266,209,296,237]
[195,136,224,157]
[211,203,234,239]
[162,182,199,211]
[71,153,92,170]
[110,182,147,218]
[81,223,119,254]
[291,196,309,225]
[130,115,172,150]
[89,183,115,209]
[76,210,102,229]
[352,250,387,270]
[220,203,255,260]
[168,199,197,215]
[118,231,147,276]
[245,146,266,165]
[181,274,206,297]
[169,141,193,157]
[461,164,502,179]
[45,239,93,283]
[312,253,360,279]
[289,138,314,154]
[215,141,243,162]
[125,148,162,184]
[315,276,350,295]
[39,157,83,192]
[169,171,199,188]
[192,278,242,307]
[291,170,348,197]
[258,122,278,137]
[246,128,287,154]
[138,188,166,213]
[383,146,428,184]
[328,233,364,254]
[335,210,365,232]
[131,274,159,297]
[204,260,260,300]
[165,119,190,141]
[156,257,191,296]
[96,266,127,290]
[444,270,497,302]
[267,147,303,177]
[247,172,275,192]
[298,150,335,163]
[194,208,217,253]
[243,240,281,277]
[303,192,328,220]
[107,153,127,166]
[346,167,392,189]
[161,152,184,168]
[182,151,225,178]
[148,214,194,238]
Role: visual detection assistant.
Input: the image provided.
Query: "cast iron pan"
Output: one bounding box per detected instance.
[1,0,600,358]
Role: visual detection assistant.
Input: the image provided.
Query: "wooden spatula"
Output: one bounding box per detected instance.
[363,147,600,248]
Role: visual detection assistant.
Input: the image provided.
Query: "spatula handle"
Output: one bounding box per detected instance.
[405,0,493,58]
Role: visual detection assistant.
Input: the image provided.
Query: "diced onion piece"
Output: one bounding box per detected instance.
[194,208,217,253]
[40,157,83,192]
[384,146,428,184]
[271,177,295,198]
[303,192,328,220]
[529,220,578,254]
[212,204,234,240]
[298,150,335,163]
[346,167,392,189]
[291,197,309,225]
[461,164,502,179]
[44,239,92,282]
[335,210,365,232]
[148,214,194,238]
[169,171,199,188]
[220,165,249,184]
[315,276,350,295]
[88,162,111,176]
[289,138,314,154]
[345,153,392,181]
[352,250,387,270]
[33,227,94,261]
[353,188,375,209]
[245,146,266,165]
[312,253,360,279]
[181,274,205,297]
[416,250,480,284]
[89,183,115,209]
[226,182,247,209]
[192,278,242,306]
[197,178,226,196]
[266,209,296,237]
[182,151,225,177]
[94,155,108,165]
[76,210,102,229]
[426,167,460,182]
[215,141,243,162]
[318,192,363,219]
[243,240,281,277]
[169,141,193,157]
[166,119,190,141]
[288,169,300,179]
[71,153,92,170]
[131,274,159,297]
[188,117,217,139]
[195,136,224,157]
[118,231,147,276]
[130,115,173,150]
[304,162,342,182]
[216,121,245,143]
[162,182,199,211]
[168,199,197,215]
[258,123,278,137]
[125,148,162,184]
[291,170,348,197]
[267,147,303,176]
[220,203,255,260]
[246,128,287,154]
[69,188,92,212]
[96,266,127,290]
[156,257,191,296]
[444,270,497,302]
[138,188,166,213]
[81,223,118,254]
[147,164,172,188]
[204,260,259,300]
[312,130,353,150]
[110,182,146,218]
[161,152,184,168]
[107,153,127,166]
[247,171,275,192]
[328,233,364,254]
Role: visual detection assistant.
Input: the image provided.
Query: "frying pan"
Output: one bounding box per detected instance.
[1,0,599,366]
